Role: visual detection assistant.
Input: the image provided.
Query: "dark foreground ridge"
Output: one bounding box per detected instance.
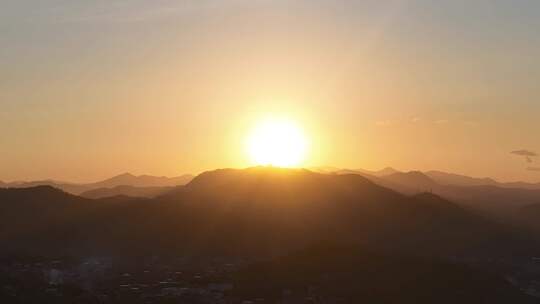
[1,167,540,303]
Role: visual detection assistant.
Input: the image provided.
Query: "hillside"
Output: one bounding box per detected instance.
[80,185,175,199]
[0,173,193,195]
[426,170,540,190]
[0,167,536,258]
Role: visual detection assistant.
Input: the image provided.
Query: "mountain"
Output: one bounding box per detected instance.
[0,180,93,195]
[80,185,175,199]
[380,171,540,215]
[440,185,540,215]
[116,168,540,256]
[308,166,342,174]
[426,170,540,190]
[0,173,193,195]
[381,171,438,193]
[344,170,540,222]
[89,173,193,189]
[0,167,536,258]
[312,167,540,199]
[310,166,400,177]
[0,186,150,256]
[344,170,440,196]
[426,171,498,187]
[0,186,89,250]
[370,166,401,176]
[1,169,539,303]
[319,168,540,191]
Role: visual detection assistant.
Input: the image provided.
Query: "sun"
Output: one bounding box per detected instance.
[246,118,308,167]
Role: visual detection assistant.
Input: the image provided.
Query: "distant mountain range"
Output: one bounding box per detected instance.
[316,168,540,228]
[80,185,175,199]
[311,167,540,190]
[0,167,537,259]
[3,166,540,303]
[0,168,540,252]
[426,170,540,190]
[0,173,193,197]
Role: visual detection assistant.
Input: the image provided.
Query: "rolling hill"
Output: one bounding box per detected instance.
[80,185,175,199]
[426,170,540,190]
[0,167,536,258]
[343,170,540,222]
[0,173,193,195]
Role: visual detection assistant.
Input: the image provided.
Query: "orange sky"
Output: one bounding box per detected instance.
[1,1,540,183]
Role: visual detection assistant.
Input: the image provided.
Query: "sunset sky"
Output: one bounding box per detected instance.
[1,0,540,183]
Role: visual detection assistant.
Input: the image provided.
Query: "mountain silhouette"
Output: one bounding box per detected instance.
[381,171,439,193]
[0,173,193,195]
[80,185,174,199]
[90,173,193,189]
[0,170,538,303]
[0,180,93,195]
[315,166,400,177]
[426,170,540,190]
[361,166,401,177]
[341,170,540,223]
[314,167,540,190]
[426,171,499,187]
[1,167,535,258]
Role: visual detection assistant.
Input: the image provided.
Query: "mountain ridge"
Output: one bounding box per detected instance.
[0,173,193,195]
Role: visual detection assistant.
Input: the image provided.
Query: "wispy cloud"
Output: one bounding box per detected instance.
[434,119,449,124]
[527,167,540,172]
[511,150,538,163]
[511,150,537,157]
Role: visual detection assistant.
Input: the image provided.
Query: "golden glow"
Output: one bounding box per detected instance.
[246,118,308,167]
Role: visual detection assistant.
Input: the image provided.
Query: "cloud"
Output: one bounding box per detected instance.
[527,167,540,172]
[511,150,538,157]
[435,120,449,124]
[511,150,538,164]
